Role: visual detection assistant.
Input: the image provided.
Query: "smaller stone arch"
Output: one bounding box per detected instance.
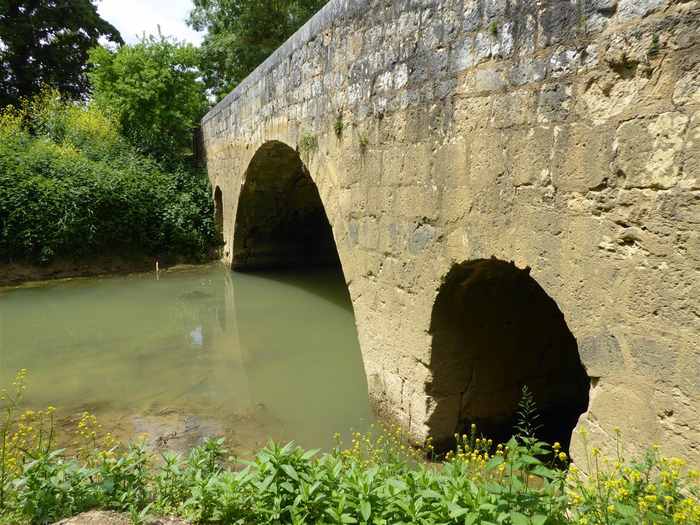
[214,186,224,235]
[427,258,590,451]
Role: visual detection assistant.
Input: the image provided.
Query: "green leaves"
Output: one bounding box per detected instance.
[187,0,327,100]
[280,464,300,482]
[88,36,209,170]
[0,95,219,264]
[0,0,123,107]
[3,410,699,525]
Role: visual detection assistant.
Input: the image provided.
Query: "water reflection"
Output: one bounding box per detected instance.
[0,265,372,453]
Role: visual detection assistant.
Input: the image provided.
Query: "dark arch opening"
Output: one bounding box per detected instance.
[214,186,224,235]
[428,258,589,452]
[232,141,339,270]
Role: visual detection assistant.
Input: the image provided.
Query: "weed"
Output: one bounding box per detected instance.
[298,132,318,160]
[358,132,369,154]
[334,113,344,139]
[648,33,661,57]
[514,385,543,440]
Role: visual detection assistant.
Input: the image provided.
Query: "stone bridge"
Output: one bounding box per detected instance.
[201,0,699,464]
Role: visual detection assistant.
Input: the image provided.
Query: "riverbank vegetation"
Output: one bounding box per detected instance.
[0,90,218,267]
[1,0,331,276]
[1,372,698,525]
[87,35,208,169]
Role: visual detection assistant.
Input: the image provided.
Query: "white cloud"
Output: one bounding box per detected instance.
[97,0,204,45]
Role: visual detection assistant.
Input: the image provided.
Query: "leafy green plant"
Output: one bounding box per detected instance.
[188,0,326,100]
[88,34,208,169]
[1,370,699,525]
[489,20,498,36]
[298,132,318,160]
[0,369,27,512]
[334,113,344,139]
[15,450,98,523]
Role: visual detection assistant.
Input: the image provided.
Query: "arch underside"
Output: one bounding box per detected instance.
[232,141,339,271]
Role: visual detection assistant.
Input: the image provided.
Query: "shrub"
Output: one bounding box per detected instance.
[0,91,219,264]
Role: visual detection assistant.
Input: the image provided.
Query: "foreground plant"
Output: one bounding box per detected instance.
[1,373,698,524]
[0,91,220,266]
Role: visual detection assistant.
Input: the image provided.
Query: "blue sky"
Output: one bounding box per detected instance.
[97,0,204,45]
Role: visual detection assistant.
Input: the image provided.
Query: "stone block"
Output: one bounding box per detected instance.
[551,123,612,192]
[615,113,689,190]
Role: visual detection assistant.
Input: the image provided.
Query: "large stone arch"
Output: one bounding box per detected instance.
[427,258,590,451]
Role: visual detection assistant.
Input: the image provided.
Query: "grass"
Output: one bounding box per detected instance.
[1,372,699,525]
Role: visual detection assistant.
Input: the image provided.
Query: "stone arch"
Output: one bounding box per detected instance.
[232,141,340,271]
[427,258,590,451]
[213,186,224,235]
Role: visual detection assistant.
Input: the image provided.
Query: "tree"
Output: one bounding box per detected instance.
[88,35,209,168]
[0,0,122,107]
[188,0,327,100]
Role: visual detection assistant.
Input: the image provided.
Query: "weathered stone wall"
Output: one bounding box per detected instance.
[202,0,700,465]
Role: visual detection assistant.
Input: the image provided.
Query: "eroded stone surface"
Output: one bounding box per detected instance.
[202,0,700,466]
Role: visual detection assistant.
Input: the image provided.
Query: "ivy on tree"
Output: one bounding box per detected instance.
[0,0,122,106]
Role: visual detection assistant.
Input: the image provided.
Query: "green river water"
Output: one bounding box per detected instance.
[0,264,372,454]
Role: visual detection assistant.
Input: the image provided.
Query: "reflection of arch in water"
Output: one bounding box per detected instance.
[232,141,340,271]
[206,268,252,414]
[228,140,371,447]
[427,258,590,451]
[229,267,372,448]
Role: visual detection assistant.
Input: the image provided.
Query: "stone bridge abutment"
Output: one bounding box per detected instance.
[202,0,700,464]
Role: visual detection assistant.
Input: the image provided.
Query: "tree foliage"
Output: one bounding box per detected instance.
[0,0,122,107]
[0,91,219,264]
[188,0,327,100]
[88,35,209,169]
